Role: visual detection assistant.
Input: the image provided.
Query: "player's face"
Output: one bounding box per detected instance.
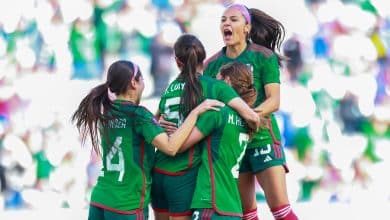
[220,8,249,46]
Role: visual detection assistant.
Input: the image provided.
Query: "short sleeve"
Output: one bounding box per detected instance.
[195,110,220,136]
[211,80,239,104]
[135,107,165,144]
[261,54,280,84]
[203,58,217,78]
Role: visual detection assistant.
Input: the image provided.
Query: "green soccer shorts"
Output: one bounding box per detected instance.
[88,205,148,220]
[151,166,199,216]
[239,143,288,174]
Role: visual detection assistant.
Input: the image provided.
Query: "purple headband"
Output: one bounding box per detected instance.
[227,4,251,24]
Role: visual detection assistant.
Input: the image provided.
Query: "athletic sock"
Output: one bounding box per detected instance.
[243,208,259,220]
[271,204,298,220]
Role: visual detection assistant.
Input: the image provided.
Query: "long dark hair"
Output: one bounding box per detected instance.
[219,62,257,138]
[71,60,141,155]
[248,8,286,65]
[174,34,206,119]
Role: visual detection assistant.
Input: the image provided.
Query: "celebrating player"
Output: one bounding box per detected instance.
[71,60,224,220]
[203,4,298,220]
[152,34,260,220]
[179,62,258,219]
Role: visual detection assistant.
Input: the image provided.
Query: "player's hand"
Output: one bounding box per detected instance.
[254,108,269,129]
[260,117,269,129]
[194,99,225,115]
[247,114,261,131]
[159,114,177,135]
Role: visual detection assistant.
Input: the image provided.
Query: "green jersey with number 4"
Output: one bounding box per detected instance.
[203,42,282,148]
[90,100,164,213]
[191,106,249,217]
[154,74,239,174]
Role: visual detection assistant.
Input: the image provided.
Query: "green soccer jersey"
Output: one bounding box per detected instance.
[203,42,282,148]
[90,100,164,213]
[154,74,239,174]
[191,106,249,217]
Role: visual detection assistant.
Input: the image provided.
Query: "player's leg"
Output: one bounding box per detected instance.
[154,211,169,220]
[256,165,289,208]
[239,172,259,220]
[256,166,298,220]
[192,209,242,220]
[238,148,259,220]
[171,215,192,220]
[253,143,298,220]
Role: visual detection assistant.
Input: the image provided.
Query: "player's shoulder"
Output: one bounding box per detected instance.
[247,43,274,58]
[114,104,153,124]
[222,105,240,115]
[133,105,154,118]
[199,74,219,83]
[199,105,224,120]
[206,105,233,118]
[204,49,223,68]
[220,105,235,114]
[200,75,230,88]
[165,77,182,88]
[216,105,241,125]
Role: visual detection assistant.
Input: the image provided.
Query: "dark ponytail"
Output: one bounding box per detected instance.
[248,8,287,65]
[219,62,257,139]
[71,83,111,155]
[71,60,140,155]
[174,34,206,119]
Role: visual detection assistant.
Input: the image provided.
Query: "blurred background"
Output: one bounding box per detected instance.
[0,0,389,219]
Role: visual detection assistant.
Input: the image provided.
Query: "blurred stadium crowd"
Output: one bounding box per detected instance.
[0,0,389,211]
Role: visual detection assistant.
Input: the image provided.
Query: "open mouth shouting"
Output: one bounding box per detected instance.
[223,28,233,42]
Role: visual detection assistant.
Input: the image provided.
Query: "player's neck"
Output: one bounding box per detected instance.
[116,93,138,104]
[226,41,247,59]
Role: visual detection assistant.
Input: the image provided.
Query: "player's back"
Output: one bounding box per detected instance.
[191,106,249,216]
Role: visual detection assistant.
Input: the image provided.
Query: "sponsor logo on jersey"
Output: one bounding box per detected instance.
[263,155,273,163]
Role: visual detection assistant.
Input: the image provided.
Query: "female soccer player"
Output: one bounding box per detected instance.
[180,62,258,219]
[71,60,224,220]
[152,34,260,220]
[203,4,299,220]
